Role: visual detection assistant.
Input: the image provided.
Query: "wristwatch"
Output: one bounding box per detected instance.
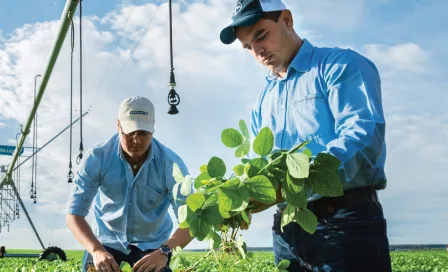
[158,245,172,258]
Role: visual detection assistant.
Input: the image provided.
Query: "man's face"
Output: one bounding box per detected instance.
[235,12,293,74]
[118,122,153,159]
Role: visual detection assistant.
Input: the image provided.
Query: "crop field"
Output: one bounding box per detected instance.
[1,249,447,271]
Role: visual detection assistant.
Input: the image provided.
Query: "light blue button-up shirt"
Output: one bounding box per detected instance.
[250,39,387,202]
[66,134,191,254]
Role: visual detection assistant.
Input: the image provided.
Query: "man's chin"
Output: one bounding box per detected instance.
[128,151,145,158]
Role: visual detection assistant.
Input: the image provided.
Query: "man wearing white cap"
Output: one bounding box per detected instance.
[220,0,392,271]
[66,96,193,272]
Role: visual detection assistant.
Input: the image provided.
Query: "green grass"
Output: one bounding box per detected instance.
[1,249,447,271]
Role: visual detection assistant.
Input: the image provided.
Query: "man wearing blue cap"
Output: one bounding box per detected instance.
[66,96,194,272]
[220,1,392,271]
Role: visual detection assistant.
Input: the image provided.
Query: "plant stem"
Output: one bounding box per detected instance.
[231,227,239,241]
[185,250,214,272]
[257,155,283,175]
[212,248,224,271]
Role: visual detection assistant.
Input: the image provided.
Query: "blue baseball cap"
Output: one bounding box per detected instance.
[220,0,286,45]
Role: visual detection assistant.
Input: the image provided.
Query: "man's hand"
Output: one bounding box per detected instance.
[248,199,274,214]
[92,249,121,272]
[132,250,168,272]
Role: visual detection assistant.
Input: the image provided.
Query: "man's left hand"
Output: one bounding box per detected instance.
[132,250,168,272]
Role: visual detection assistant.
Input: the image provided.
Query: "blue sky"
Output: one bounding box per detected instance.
[0,0,447,252]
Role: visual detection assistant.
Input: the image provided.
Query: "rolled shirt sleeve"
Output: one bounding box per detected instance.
[66,148,101,217]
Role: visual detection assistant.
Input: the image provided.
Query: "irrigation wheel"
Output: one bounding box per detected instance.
[38,246,67,261]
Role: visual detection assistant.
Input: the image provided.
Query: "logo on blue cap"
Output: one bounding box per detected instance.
[233,2,242,16]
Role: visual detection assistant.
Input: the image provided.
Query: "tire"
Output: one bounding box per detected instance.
[38,246,67,262]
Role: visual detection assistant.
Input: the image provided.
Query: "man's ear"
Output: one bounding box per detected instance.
[282,9,294,30]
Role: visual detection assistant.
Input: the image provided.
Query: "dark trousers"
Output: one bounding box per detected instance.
[82,245,172,272]
[273,190,392,272]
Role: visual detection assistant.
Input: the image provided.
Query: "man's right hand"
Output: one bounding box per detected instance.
[92,249,121,272]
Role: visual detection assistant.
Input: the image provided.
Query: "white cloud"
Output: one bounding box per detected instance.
[380,113,448,244]
[364,43,430,73]
[0,122,6,128]
[288,0,365,32]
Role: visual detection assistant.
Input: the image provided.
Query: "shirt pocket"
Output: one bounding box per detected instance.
[291,93,329,138]
[293,93,326,115]
[139,185,163,212]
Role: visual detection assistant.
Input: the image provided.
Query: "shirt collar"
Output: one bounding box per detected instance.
[266,38,314,81]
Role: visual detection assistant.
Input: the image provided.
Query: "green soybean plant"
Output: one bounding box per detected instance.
[170,120,343,271]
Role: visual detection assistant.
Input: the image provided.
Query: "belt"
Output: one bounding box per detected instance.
[309,186,379,217]
[278,186,379,217]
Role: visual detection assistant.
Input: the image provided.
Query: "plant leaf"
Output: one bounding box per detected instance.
[203,194,218,209]
[268,167,287,181]
[286,153,310,179]
[239,119,250,139]
[253,127,274,156]
[172,183,180,204]
[218,186,249,214]
[313,152,341,171]
[189,212,211,241]
[186,193,206,212]
[177,204,188,224]
[277,259,291,270]
[180,176,193,196]
[303,148,312,157]
[249,157,268,170]
[233,164,245,176]
[288,140,310,154]
[280,204,296,232]
[286,172,305,194]
[245,175,276,204]
[173,163,184,183]
[270,152,287,169]
[208,156,226,178]
[244,163,259,178]
[179,221,189,229]
[308,167,343,197]
[194,172,211,189]
[235,139,250,158]
[267,175,280,191]
[221,128,244,148]
[209,231,222,250]
[295,208,317,234]
[199,164,208,173]
[281,184,307,208]
[202,204,224,225]
[241,209,250,224]
[241,158,250,164]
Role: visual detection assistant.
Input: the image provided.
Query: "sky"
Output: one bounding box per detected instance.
[0,0,447,252]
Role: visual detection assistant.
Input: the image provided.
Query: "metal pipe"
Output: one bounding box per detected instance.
[10,182,45,249]
[0,0,80,190]
[13,111,89,171]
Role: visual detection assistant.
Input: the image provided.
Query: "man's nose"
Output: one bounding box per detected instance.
[253,44,265,57]
[132,135,141,143]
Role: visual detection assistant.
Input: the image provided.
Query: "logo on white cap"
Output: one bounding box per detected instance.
[118,96,155,134]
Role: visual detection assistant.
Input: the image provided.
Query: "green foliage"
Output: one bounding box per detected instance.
[1,249,447,271]
[170,120,346,270]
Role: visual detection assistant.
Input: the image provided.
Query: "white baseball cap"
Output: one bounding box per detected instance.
[118,96,155,134]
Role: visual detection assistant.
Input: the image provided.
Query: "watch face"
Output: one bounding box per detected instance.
[159,245,171,255]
